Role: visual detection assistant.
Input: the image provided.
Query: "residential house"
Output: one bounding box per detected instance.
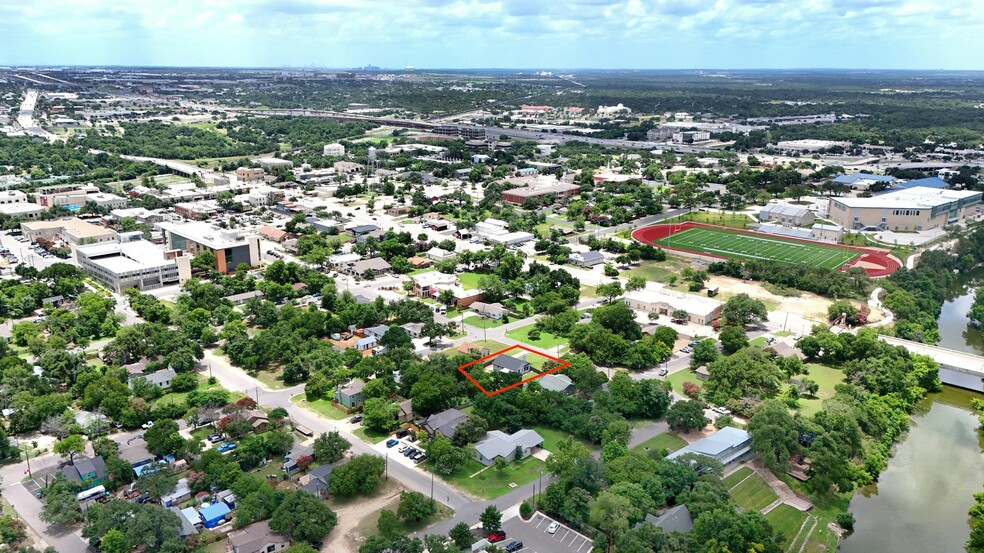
[624,284,722,326]
[171,507,200,537]
[299,464,334,498]
[491,354,531,374]
[473,429,544,466]
[258,225,290,243]
[536,373,574,394]
[636,505,694,533]
[401,322,424,338]
[128,368,176,390]
[355,335,378,351]
[161,478,193,507]
[229,520,291,553]
[407,256,431,269]
[396,398,414,423]
[334,379,366,410]
[244,410,269,433]
[345,224,380,238]
[61,456,108,490]
[422,408,469,439]
[471,301,507,320]
[364,325,391,339]
[568,251,605,267]
[199,502,232,529]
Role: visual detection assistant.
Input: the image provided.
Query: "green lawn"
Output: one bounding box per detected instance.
[506,324,569,350]
[766,504,810,549]
[428,455,546,499]
[579,284,598,299]
[796,364,846,418]
[292,396,349,420]
[660,211,755,229]
[463,315,504,329]
[353,426,390,444]
[531,425,593,453]
[151,377,238,408]
[409,267,436,276]
[727,470,779,512]
[722,467,755,488]
[749,336,768,348]
[624,264,679,284]
[630,432,688,454]
[665,369,700,394]
[251,368,288,390]
[655,227,860,270]
[458,272,487,290]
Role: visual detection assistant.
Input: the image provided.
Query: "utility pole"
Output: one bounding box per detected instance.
[385,453,389,481]
[430,472,434,507]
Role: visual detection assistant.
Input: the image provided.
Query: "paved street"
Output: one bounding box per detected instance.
[501,512,593,553]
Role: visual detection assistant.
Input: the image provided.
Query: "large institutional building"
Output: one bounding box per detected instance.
[76,239,191,292]
[157,222,261,274]
[827,186,982,231]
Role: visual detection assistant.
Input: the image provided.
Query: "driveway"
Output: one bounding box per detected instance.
[501,512,593,553]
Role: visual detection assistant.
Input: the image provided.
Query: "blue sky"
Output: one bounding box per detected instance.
[1,0,982,69]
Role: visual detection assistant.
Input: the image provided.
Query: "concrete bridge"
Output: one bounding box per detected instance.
[880,335,984,392]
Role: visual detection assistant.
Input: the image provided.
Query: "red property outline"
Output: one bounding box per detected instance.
[458,344,571,397]
[631,221,901,278]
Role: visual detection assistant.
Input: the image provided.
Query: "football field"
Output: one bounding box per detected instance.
[655,227,861,269]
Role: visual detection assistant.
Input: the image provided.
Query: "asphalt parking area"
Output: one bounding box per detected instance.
[500,512,592,553]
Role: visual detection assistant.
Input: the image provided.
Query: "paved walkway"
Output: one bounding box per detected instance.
[749,460,813,512]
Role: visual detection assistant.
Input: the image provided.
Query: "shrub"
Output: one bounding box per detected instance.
[836,512,855,532]
[682,381,701,399]
[520,501,533,520]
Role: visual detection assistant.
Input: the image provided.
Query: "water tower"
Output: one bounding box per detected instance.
[367,146,377,176]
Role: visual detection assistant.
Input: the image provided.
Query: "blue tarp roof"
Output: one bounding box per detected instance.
[199,502,231,522]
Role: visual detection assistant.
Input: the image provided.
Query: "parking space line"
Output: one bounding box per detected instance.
[578,539,589,551]
[534,517,545,528]
[560,529,570,541]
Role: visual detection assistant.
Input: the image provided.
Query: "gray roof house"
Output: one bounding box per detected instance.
[355,335,378,351]
[401,322,423,337]
[300,464,334,498]
[161,477,193,508]
[568,250,605,267]
[473,429,544,466]
[228,520,291,553]
[492,354,532,374]
[422,408,469,439]
[169,506,200,537]
[128,368,177,390]
[471,301,507,320]
[349,257,391,275]
[636,505,694,533]
[536,373,574,394]
[364,324,391,339]
[334,379,366,410]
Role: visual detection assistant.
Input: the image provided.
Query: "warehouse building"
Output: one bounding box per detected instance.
[827,186,982,231]
[501,181,580,205]
[759,204,815,226]
[624,284,722,325]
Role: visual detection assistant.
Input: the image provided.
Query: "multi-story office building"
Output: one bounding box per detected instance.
[157,221,260,273]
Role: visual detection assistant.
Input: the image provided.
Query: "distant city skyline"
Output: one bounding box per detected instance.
[2,0,982,70]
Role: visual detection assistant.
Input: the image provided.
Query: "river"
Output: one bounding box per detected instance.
[841,275,984,552]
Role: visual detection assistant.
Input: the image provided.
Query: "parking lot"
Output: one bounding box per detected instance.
[372,434,427,469]
[500,512,592,553]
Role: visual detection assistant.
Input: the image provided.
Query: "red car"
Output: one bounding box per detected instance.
[488,530,507,543]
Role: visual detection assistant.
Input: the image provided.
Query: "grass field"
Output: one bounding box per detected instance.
[725,468,779,512]
[292,395,349,420]
[425,455,546,499]
[463,315,504,329]
[797,363,846,418]
[660,211,755,229]
[531,425,594,453]
[631,432,688,454]
[506,324,568,349]
[656,227,860,269]
[766,504,811,549]
[457,272,486,290]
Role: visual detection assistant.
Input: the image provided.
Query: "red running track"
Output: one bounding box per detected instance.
[631,222,901,278]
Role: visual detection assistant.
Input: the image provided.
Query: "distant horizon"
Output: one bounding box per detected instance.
[1,0,980,71]
[2,65,980,74]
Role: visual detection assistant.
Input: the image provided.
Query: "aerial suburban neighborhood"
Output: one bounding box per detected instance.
[0,3,982,553]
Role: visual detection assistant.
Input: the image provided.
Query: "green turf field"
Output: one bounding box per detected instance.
[657,227,860,269]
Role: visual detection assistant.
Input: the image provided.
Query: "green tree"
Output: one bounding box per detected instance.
[270,491,338,542]
[377,509,401,538]
[329,454,386,496]
[426,434,468,475]
[589,491,633,546]
[747,400,799,473]
[53,434,86,463]
[719,325,749,354]
[143,419,185,457]
[666,400,709,433]
[397,491,435,522]
[595,281,624,303]
[689,338,719,369]
[313,431,351,463]
[99,528,128,553]
[41,474,83,526]
[479,505,502,531]
[362,398,399,433]
[722,293,768,326]
[136,469,179,500]
[450,522,473,549]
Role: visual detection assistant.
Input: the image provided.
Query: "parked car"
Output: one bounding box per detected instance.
[680,346,692,354]
[349,415,363,424]
[547,522,559,534]
[407,433,418,443]
[207,434,224,444]
[385,439,399,448]
[395,429,410,439]
[488,531,507,543]
[711,406,732,415]
[397,444,408,453]
[141,421,154,430]
[217,442,237,453]
[414,454,427,464]
[505,541,524,552]
[765,337,777,345]
[658,368,668,376]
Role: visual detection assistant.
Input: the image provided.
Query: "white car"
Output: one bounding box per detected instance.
[711,406,732,415]
[141,421,155,430]
[547,522,559,534]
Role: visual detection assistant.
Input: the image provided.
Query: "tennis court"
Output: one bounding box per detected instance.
[654,226,861,269]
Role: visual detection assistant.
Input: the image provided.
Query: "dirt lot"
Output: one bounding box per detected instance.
[707,275,836,323]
